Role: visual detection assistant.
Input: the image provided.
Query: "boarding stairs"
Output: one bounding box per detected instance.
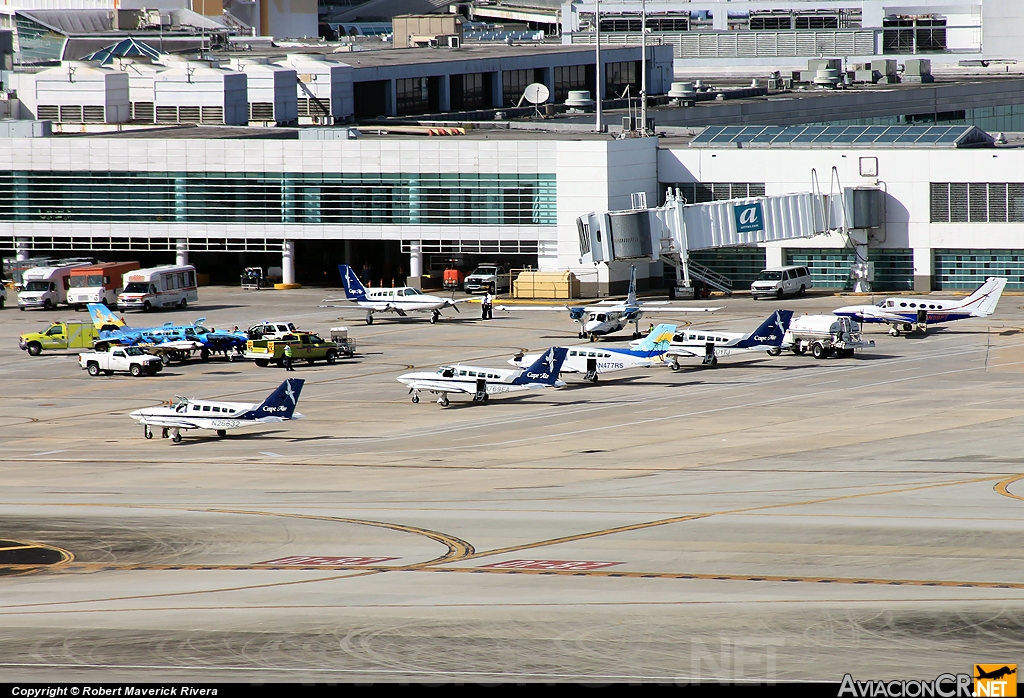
[686,259,733,295]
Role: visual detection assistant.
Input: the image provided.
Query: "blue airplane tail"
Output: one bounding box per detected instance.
[337,265,368,300]
[512,347,568,385]
[249,378,304,420]
[87,303,128,331]
[736,310,794,349]
[634,323,677,353]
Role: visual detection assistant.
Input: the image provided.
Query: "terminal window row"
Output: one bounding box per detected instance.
[0,171,557,226]
[662,182,766,204]
[930,182,1024,223]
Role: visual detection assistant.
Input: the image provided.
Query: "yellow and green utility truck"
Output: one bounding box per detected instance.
[19,320,99,356]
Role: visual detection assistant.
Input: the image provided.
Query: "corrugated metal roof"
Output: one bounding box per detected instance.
[327,0,450,23]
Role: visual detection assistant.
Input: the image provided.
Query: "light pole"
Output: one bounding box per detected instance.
[595,0,601,132]
[640,0,647,135]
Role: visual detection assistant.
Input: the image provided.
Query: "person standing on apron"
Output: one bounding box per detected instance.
[482,292,492,320]
[283,342,295,371]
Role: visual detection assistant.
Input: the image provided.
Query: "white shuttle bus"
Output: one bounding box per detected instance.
[117,265,199,311]
[17,263,91,311]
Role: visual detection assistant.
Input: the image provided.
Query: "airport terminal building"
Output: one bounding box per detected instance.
[2,123,1024,294]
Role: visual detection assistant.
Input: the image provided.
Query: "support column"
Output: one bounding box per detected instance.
[386,79,398,117]
[491,71,503,108]
[344,239,353,265]
[913,247,933,292]
[764,245,785,269]
[15,238,29,262]
[175,239,188,266]
[407,241,423,290]
[277,240,300,289]
[713,10,728,31]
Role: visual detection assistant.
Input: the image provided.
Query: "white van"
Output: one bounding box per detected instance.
[750,265,812,300]
[17,263,90,310]
[117,264,199,311]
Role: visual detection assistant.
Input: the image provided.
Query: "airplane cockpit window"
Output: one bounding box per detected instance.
[406,288,423,295]
[596,314,607,322]
[440,367,455,377]
[884,300,893,307]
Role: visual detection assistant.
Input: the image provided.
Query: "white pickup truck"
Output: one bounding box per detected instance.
[79,346,164,376]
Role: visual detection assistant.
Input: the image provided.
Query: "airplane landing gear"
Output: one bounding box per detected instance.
[411,392,420,403]
[589,333,598,342]
[585,372,599,383]
[170,429,182,443]
[161,427,169,439]
[430,310,440,324]
[702,354,718,367]
[669,359,681,372]
[437,394,450,407]
[578,331,585,339]
[889,326,900,337]
[216,430,226,437]
[144,425,153,439]
[365,312,374,325]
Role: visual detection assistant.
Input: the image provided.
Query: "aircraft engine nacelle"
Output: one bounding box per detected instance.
[623,309,643,322]
[568,307,586,321]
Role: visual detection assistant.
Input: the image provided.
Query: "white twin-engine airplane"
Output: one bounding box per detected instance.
[565,266,720,341]
[129,378,304,443]
[509,324,677,383]
[397,347,569,407]
[833,277,1007,336]
[642,310,795,369]
[320,264,468,325]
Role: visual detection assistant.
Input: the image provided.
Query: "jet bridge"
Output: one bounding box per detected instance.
[577,188,844,293]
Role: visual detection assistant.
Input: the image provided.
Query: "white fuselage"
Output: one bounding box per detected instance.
[655,329,765,362]
[130,398,298,432]
[512,346,658,375]
[356,288,453,313]
[397,363,562,397]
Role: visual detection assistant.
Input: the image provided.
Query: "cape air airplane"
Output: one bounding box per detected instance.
[397,347,568,407]
[509,324,677,383]
[645,310,794,369]
[320,265,468,325]
[833,277,1007,336]
[129,378,304,443]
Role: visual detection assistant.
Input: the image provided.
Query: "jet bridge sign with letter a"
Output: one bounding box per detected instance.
[734,202,765,234]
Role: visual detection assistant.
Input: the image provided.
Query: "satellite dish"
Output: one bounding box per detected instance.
[522,82,550,105]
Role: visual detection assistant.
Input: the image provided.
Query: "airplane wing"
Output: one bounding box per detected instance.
[664,347,705,359]
[132,416,211,430]
[637,305,723,313]
[403,380,473,394]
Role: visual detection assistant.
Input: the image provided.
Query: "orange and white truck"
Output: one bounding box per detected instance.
[67,261,140,310]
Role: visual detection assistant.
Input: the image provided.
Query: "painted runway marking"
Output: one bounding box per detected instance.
[808,380,838,386]
[480,559,623,571]
[257,555,399,566]
[259,452,283,457]
[30,450,66,456]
